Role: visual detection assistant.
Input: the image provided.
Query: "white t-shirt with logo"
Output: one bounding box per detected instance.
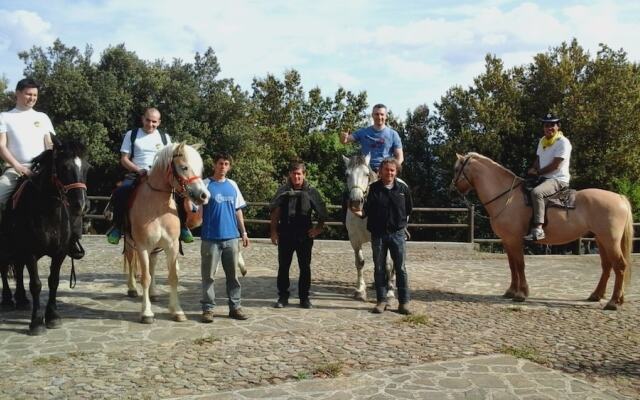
[536,135,571,183]
[120,128,172,170]
[0,108,55,165]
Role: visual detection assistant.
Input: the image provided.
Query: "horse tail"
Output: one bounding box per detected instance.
[620,195,633,288]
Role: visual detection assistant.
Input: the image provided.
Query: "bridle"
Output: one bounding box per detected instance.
[51,149,87,204]
[347,165,373,212]
[147,150,202,198]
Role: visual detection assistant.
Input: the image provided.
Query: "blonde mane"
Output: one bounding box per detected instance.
[465,152,519,178]
[151,143,204,177]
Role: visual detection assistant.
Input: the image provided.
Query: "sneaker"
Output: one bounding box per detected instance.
[201,310,214,323]
[300,299,313,309]
[523,227,545,241]
[372,302,388,314]
[180,227,194,243]
[228,308,248,320]
[398,302,413,315]
[106,227,121,245]
[274,298,288,308]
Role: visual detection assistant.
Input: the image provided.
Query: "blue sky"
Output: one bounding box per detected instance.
[1,0,639,118]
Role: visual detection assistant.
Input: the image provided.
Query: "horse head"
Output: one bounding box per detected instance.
[451,153,475,195]
[168,143,210,206]
[343,154,374,212]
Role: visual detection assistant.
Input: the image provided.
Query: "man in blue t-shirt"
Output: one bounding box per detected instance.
[199,152,250,323]
[340,103,404,172]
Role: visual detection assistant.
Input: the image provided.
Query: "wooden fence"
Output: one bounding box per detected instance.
[86,196,639,253]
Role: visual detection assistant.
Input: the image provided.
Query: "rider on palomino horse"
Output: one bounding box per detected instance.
[106,107,193,245]
[523,113,572,241]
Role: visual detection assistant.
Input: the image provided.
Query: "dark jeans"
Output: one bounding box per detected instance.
[277,235,313,300]
[372,229,410,304]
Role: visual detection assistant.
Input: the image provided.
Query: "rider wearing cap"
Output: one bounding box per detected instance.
[523,113,572,241]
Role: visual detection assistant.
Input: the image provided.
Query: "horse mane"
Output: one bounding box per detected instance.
[151,143,204,176]
[466,152,518,178]
[347,154,368,169]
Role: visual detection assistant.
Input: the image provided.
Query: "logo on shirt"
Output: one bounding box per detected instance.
[214,194,235,204]
[155,144,162,149]
[34,121,41,128]
[366,135,385,149]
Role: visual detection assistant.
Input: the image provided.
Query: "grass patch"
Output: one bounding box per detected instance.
[32,355,64,366]
[500,345,545,363]
[399,313,429,326]
[193,334,219,345]
[294,371,310,380]
[312,362,344,378]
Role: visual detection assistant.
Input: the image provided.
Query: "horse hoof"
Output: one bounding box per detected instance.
[46,318,63,329]
[603,303,618,311]
[140,316,155,324]
[28,324,46,336]
[127,290,138,298]
[503,291,515,299]
[353,292,366,301]
[150,295,160,303]
[0,300,15,311]
[586,294,601,302]
[512,295,526,302]
[173,314,187,322]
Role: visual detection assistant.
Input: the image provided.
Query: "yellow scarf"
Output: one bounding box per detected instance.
[541,131,564,150]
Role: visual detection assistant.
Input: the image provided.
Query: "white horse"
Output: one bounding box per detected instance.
[343,154,395,301]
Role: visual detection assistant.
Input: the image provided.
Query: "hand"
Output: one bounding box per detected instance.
[340,131,349,143]
[270,232,278,245]
[16,165,32,177]
[527,167,538,176]
[241,233,249,248]
[307,226,322,239]
[137,168,148,176]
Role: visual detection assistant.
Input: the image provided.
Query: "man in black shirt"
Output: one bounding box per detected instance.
[269,161,328,309]
[363,157,413,314]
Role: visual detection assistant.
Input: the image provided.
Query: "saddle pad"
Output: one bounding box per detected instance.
[523,187,577,209]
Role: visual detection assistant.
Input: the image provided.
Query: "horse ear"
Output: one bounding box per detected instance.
[191,143,204,151]
[456,153,464,160]
[342,155,350,167]
[365,153,371,165]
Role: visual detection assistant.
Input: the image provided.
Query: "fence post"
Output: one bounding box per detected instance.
[468,205,475,243]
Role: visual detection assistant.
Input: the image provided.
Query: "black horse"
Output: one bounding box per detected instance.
[0,137,88,335]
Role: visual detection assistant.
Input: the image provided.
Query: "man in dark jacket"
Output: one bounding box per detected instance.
[270,161,328,309]
[363,157,413,315]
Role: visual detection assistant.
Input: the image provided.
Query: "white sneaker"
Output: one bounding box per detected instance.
[523,227,545,241]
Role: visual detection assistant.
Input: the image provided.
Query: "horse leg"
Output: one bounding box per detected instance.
[125,249,139,298]
[149,252,160,303]
[166,248,185,322]
[14,264,30,310]
[503,242,528,302]
[1,266,15,310]
[137,250,155,324]
[45,255,65,329]
[604,245,628,311]
[25,258,45,335]
[353,245,367,301]
[502,251,518,298]
[385,254,396,301]
[588,239,610,302]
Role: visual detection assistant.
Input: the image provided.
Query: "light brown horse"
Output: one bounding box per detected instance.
[128,143,210,323]
[452,152,633,310]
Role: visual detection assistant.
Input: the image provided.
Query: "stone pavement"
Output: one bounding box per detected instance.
[0,236,638,399]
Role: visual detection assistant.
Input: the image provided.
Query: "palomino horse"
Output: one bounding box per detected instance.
[343,154,394,301]
[128,143,210,323]
[452,152,633,310]
[0,138,88,335]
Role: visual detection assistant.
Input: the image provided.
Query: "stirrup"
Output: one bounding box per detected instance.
[523,228,545,241]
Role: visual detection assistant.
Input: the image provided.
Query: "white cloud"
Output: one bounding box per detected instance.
[0,10,54,53]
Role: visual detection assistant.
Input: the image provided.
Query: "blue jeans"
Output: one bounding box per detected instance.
[372,229,410,304]
[200,238,241,311]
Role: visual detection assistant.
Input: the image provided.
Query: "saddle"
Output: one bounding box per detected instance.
[523,177,577,209]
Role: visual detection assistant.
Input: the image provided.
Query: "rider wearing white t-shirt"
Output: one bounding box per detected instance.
[523,113,572,241]
[0,78,83,259]
[106,108,193,245]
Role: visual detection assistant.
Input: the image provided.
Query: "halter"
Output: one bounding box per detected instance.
[50,149,87,203]
[155,151,203,198]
